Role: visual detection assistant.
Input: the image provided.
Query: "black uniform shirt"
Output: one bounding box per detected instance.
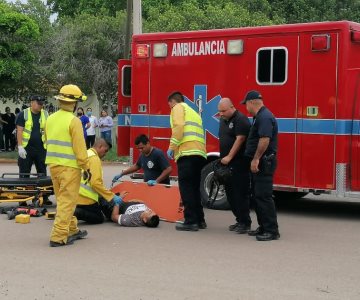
[219,110,251,162]
[16,110,43,151]
[136,147,170,184]
[245,106,278,158]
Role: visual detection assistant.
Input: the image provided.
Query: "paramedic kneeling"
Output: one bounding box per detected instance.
[75,138,122,224]
[242,90,280,242]
[111,195,160,228]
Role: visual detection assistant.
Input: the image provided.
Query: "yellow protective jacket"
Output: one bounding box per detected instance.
[22,108,48,149]
[169,102,207,161]
[45,109,89,170]
[78,148,115,205]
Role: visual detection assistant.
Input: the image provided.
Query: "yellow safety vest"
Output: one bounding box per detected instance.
[170,102,206,160]
[79,149,99,202]
[22,108,48,149]
[45,110,79,168]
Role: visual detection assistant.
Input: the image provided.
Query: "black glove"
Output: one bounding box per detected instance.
[83,169,92,184]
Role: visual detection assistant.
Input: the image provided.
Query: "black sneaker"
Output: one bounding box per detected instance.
[248,227,264,236]
[68,230,88,243]
[175,223,199,231]
[256,232,280,241]
[198,221,207,229]
[228,223,240,231]
[235,224,251,234]
[43,199,53,206]
[49,240,74,247]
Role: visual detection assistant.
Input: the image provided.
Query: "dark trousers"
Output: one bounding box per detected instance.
[177,155,206,224]
[18,147,47,177]
[252,157,279,234]
[75,203,105,224]
[224,160,251,226]
[4,132,15,151]
[0,127,4,150]
[86,135,96,149]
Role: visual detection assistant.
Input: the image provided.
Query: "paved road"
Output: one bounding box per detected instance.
[0,163,359,300]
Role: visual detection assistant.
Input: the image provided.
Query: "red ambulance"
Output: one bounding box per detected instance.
[117,21,360,209]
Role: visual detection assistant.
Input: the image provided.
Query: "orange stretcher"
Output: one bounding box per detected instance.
[0,173,54,207]
[111,181,184,223]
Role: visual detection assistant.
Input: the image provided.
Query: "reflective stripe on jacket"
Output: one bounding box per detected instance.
[79,149,98,202]
[170,102,206,161]
[22,108,48,149]
[45,110,79,168]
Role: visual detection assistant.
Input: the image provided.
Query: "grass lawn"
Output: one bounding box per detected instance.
[0,150,18,160]
[0,144,129,163]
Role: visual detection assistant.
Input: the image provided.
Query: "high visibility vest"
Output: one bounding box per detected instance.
[170,102,206,160]
[45,110,79,168]
[79,149,99,202]
[22,108,48,149]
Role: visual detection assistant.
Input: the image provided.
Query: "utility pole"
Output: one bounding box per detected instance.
[124,0,142,59]
[124,0,132,59]
[133,0,142,35]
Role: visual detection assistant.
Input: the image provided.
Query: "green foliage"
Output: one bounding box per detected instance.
[270,0,360,23]
[103,142,129,162]
[47,0,127,18]
[47,12,126,105]
[0,1,40,100]
[143,0,274,32]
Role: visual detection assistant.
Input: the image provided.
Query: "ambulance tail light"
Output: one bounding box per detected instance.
[311,34,330,51]
[351,31,360,43]
[227,40,244,55]
[153,43,168,57]
[136,44,149,58]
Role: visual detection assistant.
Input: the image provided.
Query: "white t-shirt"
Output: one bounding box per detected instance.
[86,115,98,136]
[117,203,148,227]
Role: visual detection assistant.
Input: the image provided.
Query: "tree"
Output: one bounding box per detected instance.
[46,12,127,108]
[143,0,275,33]
[47,0,127,18]
[12,0,56,98]
[0,0,40,101]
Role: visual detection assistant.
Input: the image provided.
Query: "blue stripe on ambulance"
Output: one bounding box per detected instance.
[118,114,360,137]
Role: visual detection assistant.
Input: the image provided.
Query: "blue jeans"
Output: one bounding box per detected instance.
[100,130,111,143]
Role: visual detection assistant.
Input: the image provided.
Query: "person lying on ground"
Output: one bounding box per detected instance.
[110,193,160,228]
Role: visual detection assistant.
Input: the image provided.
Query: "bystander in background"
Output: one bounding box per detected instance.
[85,107,98,149]
[2,107,16,151]
[98,110,113,143]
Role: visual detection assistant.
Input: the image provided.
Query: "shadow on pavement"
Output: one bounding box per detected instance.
[274,197,360,220]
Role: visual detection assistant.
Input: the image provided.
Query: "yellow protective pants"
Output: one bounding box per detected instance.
[49,165,81,243]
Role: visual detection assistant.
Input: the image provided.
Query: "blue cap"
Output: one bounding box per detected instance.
[241,90,262,104]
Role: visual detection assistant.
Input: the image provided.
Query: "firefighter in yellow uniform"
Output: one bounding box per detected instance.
[46,84,91,247]
[167,91,207,232]
[75,138,122,224]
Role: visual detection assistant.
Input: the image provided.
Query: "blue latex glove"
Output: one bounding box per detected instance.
[167,149,174,160]
[112,195,123,206]
[112,173,123,183]
[147,180,157,186]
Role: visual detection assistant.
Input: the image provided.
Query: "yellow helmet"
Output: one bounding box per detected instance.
[55,84,87,102]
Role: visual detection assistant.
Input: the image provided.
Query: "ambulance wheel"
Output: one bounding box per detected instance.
[273,191,308,201]
[200,162,230,210]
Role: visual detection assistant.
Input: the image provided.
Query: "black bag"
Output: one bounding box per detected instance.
[213,160,232,185]
[207,160,232,208]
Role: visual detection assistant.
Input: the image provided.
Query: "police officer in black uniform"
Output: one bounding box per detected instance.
[242,90,280,241]
[218,98,252,233]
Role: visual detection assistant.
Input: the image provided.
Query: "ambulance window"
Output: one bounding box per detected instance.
[122,66,131,97]
[257,47,287,85]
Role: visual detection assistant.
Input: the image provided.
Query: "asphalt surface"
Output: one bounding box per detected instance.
[0,163,360,300]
